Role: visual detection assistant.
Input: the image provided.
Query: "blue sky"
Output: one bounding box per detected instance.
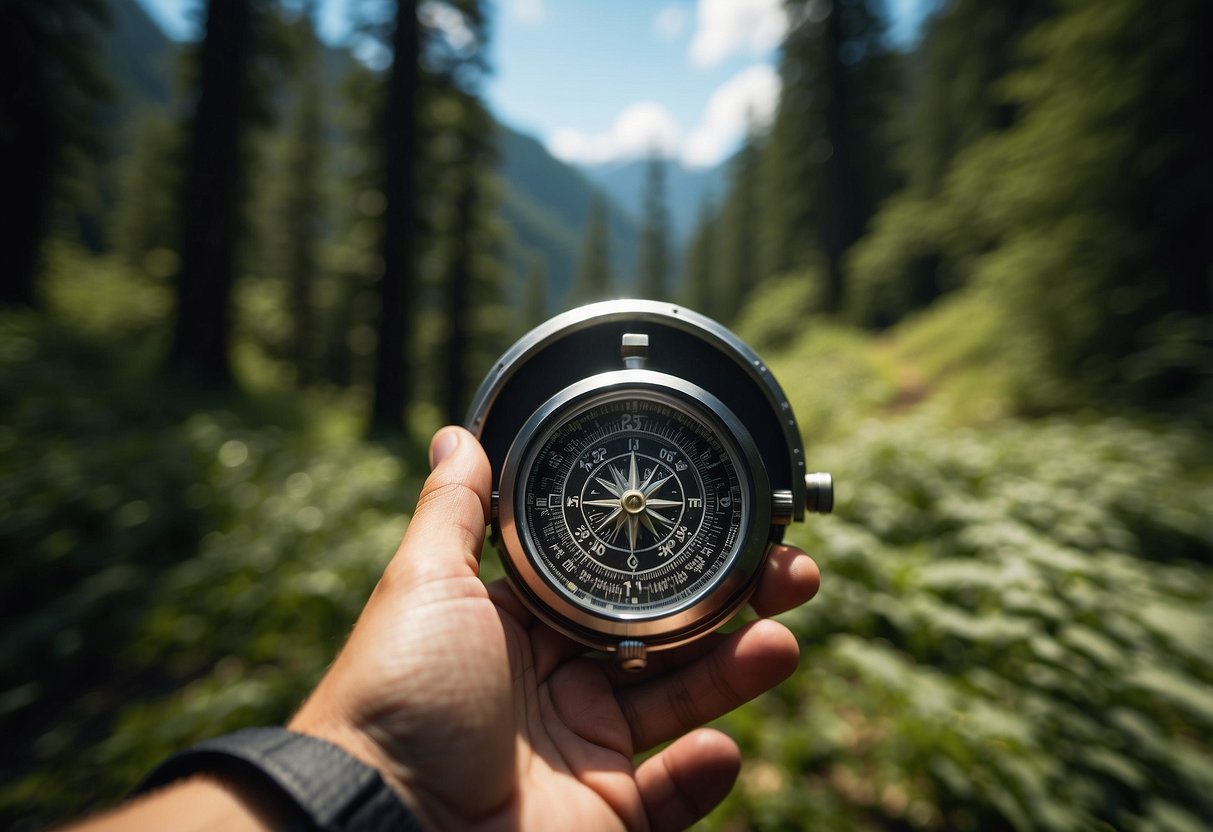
[136,0,927,169]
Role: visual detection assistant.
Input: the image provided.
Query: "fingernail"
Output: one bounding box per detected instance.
[429,427,461,469]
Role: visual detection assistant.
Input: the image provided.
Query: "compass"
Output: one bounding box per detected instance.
[467,301,833,670]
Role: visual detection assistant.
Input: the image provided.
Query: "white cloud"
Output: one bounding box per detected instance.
[419,2,476,51]
[548,102,682,165]
[688,0,787,68]
[508,0,545,25]
[681,64,780,167]
[653,5,690,41]
[546,65,780,169]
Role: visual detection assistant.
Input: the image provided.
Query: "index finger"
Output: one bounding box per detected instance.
[749,543,820,617]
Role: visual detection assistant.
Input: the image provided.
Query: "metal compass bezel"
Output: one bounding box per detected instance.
[466,300,811,524]
[497,369,772,652]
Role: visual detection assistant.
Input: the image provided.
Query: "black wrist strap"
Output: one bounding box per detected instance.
[136,727,424,832]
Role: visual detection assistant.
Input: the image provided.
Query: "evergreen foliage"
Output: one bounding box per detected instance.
[434,91,509,423]
[760,0,898,313]
[522,250,550,329]
[635,153,672,301]
[167,0,281,388]
[368,0,422,433]
[680,198,720,318]
[111,112,183,276]
[276,8,327,386]
[716,131,763,323]
[847,0,1051,325]
[958,0,1213,406]
[0,0,111,306]
[569,193,615,306]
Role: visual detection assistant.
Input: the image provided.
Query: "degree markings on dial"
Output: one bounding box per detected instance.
[522,394,746,610]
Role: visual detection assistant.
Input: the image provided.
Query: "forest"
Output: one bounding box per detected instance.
[1,0,1211,829]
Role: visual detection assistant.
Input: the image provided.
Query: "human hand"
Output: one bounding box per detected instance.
[289,426,821,831]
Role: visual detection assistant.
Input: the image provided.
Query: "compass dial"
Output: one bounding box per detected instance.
[515,390,751,618]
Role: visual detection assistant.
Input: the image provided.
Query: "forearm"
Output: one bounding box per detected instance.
[62,773,303,832]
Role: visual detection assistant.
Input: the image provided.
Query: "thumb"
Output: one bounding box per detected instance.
[392,426,493,583]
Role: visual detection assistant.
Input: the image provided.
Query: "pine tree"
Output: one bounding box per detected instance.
[437,94,502,424]
[0,0,110,306]
[325,61,385,391]
[846,0,1051,326]
[901,0,1052,199]
[277,8,326,386]
[369,0,421,432]
[522,250,549,329]
[763,0,896,313]
[112,112,181,274]
[635,152,672,300]
[420,0,505,424]
[962,0,1213,404]
[680,198,719,318]
[167,0,259,385]
[716,130,762,323]
[568,193,613,306]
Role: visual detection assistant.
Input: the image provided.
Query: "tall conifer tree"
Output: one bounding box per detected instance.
[369,0,421,432]
[717,131,761,323]
[168,0,258,385]
[0,0,110,306]
[523,251,549,329]
[680,199,719,318]
[635,152,672,300]
[569,193,613,306]
[763,0,895,313]
[273,6,326,386]
[112,113,180,273]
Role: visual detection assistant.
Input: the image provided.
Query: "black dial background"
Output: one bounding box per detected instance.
[518,393,747,616]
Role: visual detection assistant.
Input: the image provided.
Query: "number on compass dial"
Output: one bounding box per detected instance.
[520,395,746,613]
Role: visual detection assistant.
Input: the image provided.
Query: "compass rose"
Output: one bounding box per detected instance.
[582,451,684,552]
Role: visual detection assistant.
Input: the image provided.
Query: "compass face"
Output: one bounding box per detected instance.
[514,389,752,619]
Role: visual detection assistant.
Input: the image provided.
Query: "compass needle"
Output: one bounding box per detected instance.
[594,476,621,497]
[638,511,658,537]
[643,474,674,498]
[594,507,622,533]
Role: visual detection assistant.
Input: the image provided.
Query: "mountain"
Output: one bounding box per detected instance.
[496,128,639,308]
[98,0,178,147]
[99,0,639,313]
[577,157,727,244]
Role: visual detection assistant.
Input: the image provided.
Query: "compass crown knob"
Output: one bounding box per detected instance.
[805,472,834,514]
[616,639,647,672]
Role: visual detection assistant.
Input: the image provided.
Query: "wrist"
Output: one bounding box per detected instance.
[68,774,303,832]
[287,708,420,807]
[137,727,424,832]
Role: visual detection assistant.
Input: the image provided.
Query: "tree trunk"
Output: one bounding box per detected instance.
[441,169,477,424]
[369,0,420,433]
[819,2,849,315]
[0,4,53,307]
[167,0,252,386]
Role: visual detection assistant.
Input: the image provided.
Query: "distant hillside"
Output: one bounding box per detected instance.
[497,128,639,308]
[578,156,727,243]
[100,0,639,312]
[98,0,178,148]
